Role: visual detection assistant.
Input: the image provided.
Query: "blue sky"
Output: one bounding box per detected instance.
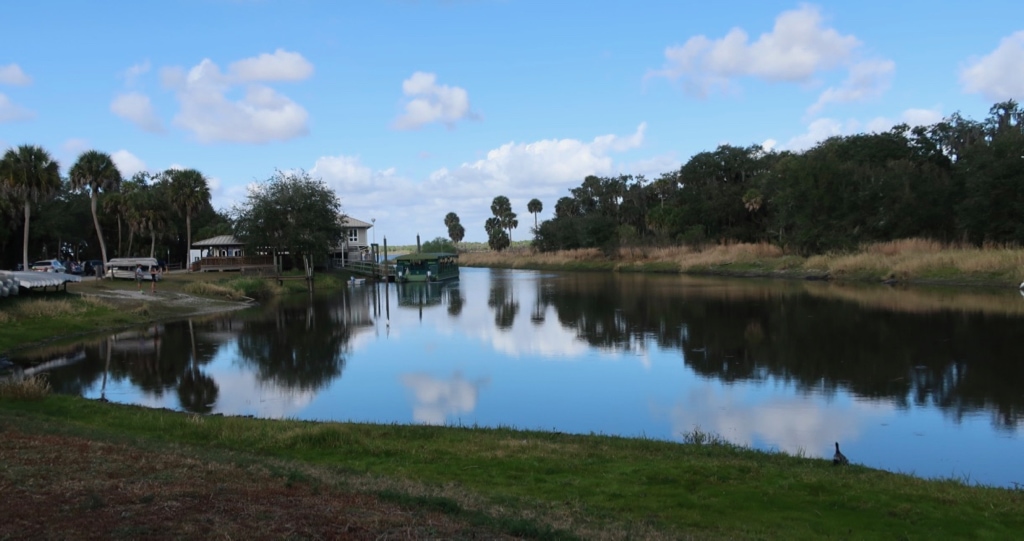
[2,1,1022,243]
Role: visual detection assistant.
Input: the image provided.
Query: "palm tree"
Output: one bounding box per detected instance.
[69,150,122,277]
[166,168,210,271]
[527,198,543,230]
[0,145,62,270]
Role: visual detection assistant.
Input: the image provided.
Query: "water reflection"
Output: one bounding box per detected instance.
[533,273,1024,432]
[7,269,1024,486]
[400,372,490,424]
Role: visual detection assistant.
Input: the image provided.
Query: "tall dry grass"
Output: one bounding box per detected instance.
[183,281,247,300]
[810,239,1024,281]
[7,299,83,319]
[0,374,51,400]
[674,242,785,270]
[462,238,1024,285]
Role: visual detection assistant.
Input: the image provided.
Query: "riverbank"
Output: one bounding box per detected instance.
[1,394,1021,539]
[0,270,350,354]
[460,239,1024,288]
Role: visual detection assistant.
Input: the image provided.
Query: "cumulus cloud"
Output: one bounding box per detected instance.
[649,5,859,95]
[0,63,32,85]
[162,50,313,143]
[111,92,164,132]
[393,72,475,130]
[808,59,895,114]
[0,93,33,122]
[781,117,847,151]
[864,107,944,133]
[960,31,1024,101]
[228,49,314,82]
[310,123,647,243]
[649,5,894,114]
[111,149,147,178]
[780,107,944,152]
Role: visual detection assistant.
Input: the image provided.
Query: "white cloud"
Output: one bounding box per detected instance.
[228,49,314,82]
[960,31,1024,101]
[650,6,893,114]
[400,372,488,425]
[668,383,892,457]
[393,71,475,130]
[111,149,147,178]
[780,107,944,152]
[781,117,847,151]
[0,64,32,85]
[808,59,895,114]
[649,5,859,95]
[0,93,33,122]
[161,51,313,144]
[864,107,944,133]
[110,92,164,132]
[122,60,151,86]
[310,123,647,243]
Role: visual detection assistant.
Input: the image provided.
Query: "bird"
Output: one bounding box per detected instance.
[833,442,849,466]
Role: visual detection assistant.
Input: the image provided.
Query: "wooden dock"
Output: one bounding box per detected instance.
[346,261,396,281]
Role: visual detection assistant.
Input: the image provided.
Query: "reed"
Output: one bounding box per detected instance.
[467,238,1024,286]
[0,374,51,400]
[183,281,246,300]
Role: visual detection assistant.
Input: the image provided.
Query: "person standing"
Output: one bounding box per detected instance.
[150,264,160,294]
[135,264,143,292]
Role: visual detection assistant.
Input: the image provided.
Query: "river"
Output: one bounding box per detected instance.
[11,267,1024,488]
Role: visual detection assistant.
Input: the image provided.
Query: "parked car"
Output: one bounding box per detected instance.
[84,260,104,276]
[30,259,66,273]
[68,261,84,275]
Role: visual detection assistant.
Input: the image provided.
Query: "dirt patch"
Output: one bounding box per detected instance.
[0,425,517,540]
[79,288,255,318]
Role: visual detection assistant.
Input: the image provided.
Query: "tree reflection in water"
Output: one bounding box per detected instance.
[234,296,356,392]
[487,269,519,330]
[535,273,1024,431]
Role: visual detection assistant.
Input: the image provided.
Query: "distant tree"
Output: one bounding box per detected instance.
[0,145,62,270]
[166,168,211,270]
[422,236,456,252]
[490,195,518,241]
[69,150,122,275]
[233,169,344,274]
[527,198,543,230]
[484,216,510,251]
[444,211,465,246]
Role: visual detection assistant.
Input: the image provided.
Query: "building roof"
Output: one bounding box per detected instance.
[192,235,244,247]
[341,216,373,228]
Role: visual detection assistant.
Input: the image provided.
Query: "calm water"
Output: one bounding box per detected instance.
[11,268,1024,487]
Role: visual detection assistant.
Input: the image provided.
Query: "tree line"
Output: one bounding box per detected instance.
[1,145,344,273]
[460,101,1024,255]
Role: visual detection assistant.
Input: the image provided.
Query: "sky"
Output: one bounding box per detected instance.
[2,1,1022,244]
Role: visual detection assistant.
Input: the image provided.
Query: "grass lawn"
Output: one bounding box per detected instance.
[1,395,1022,540]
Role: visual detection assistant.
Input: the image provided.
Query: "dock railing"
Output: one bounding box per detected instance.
[346,260,396,280]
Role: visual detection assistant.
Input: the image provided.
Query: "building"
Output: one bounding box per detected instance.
[189,216,375,272]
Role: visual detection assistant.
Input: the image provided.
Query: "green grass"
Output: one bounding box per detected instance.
[2,396,1021,539]
[0,293,142,352]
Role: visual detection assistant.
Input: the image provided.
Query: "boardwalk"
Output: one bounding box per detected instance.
[346,261,396,281]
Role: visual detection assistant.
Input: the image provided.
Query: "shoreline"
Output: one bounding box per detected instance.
[459,240,1024,290]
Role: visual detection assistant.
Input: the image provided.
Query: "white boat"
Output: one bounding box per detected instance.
[106,257,162,281]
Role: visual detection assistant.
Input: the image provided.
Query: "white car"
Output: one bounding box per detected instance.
[30,259,66,273]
